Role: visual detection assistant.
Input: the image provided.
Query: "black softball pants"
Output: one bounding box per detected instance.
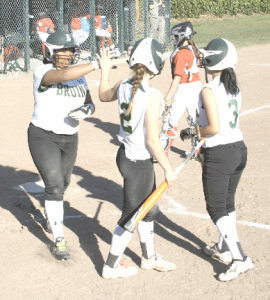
[116,144,159,228]
[202,140,247,224]
[27,123,78,201]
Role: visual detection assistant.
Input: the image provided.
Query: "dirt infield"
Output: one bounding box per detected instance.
[0,44,270,300]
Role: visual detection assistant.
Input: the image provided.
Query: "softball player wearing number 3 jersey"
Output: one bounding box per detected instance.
[27,31,100,260]
[97,38,176,279]
[181,38,254,281]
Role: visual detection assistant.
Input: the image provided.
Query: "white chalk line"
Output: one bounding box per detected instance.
[86,79,100,87]
[249,64,270,66]
[11,179,270,230]
[163,196,270,230]
[160,208,270,230]
[16,214,94,226]
[240,104,270,116]
[20,195,270,230]
[19,207,270,231]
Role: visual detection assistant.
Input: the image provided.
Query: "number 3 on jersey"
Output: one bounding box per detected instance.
[228,99,238,129]
[120,102,132,134]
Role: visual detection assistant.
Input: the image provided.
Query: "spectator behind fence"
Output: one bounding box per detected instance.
[36,11,55,56]
[95,7,120,58]
[95,6,114,49]
[149,0,165,45]
[71,14,90,46]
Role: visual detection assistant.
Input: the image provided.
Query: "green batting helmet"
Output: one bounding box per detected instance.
[129,38,165,75]
[200,38,238,71]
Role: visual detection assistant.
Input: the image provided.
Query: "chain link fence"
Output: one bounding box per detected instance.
[0,0,172,77]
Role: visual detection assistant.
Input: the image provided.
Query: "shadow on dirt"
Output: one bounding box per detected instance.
[0,165,138,276]
[0,164,225,276]
[85,117,120,146]
[0,165,50,245]
[86,117,188,159]
[73,165,225,273]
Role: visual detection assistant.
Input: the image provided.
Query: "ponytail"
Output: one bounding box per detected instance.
[188,39,200,59]
[220,68,240,96]
[126,64,147,115]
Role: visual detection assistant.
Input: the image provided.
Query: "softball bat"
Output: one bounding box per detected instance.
[124,137,206,232]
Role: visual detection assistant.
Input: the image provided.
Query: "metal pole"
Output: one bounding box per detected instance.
[118,0,124,54]
[57,0,64,31]
[23,0,30,72]
[89,0,96,59]
[129,0,136,45]
[164,0,171,51]
[144,0,149,38]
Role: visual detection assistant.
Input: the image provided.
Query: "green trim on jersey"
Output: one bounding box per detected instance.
[38,69,53,92]
[126,78,145,93]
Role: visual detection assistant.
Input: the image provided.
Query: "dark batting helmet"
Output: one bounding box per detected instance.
[45,31,80,65]
[171,21,196,48]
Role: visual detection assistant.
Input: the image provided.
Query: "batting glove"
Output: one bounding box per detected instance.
[68,103,95,120]
[180,127,196,141]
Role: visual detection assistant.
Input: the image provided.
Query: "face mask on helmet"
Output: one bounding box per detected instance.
[45,31,80,65]
[171,21,196,48]
[129,38,164,75]
[53,49,80,67]
[199,38,237,71]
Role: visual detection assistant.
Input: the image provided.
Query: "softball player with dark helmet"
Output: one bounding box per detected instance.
[98,38,176,279]
[28,31,99,260]
[160,21,202,157]
[181,38,254,281]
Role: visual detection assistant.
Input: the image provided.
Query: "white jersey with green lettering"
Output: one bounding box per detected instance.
[31,63,89,134]
[118,78,163,160]
[197,76,243,148]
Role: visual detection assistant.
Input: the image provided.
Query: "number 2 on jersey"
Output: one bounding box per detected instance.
[120,102,132,134]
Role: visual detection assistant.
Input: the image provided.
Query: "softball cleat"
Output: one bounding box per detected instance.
[52,237,70,260]
[218,256,254,282]
[203,243,232,263]
[102,261,137,279]
[141,253,176,272]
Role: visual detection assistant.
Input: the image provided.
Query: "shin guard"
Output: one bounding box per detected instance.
[160,126,177,156]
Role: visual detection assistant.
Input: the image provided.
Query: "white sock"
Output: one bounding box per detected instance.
[229,210,237,224]
[217,234,230,252]
[218,234,225,251]
[137,221,155,259]
[228,210,239,240]
[218,211,238,251]
[45,200,64,242]
[216,216,244,260]
[108,225,133,267]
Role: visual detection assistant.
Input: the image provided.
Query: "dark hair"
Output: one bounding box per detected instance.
[220,68,240,96]
[43,57,50,64]
[188,39,200,59]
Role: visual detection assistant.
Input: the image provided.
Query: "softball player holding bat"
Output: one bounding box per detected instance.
[181,38,254,281]
[98,38,176,279]
[160,21,202,158]
[28,31,99,260]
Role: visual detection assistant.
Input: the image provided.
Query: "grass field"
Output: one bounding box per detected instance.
[172,14,270,48]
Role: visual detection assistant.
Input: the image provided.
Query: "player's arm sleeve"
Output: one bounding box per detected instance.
[34,65,54,92]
